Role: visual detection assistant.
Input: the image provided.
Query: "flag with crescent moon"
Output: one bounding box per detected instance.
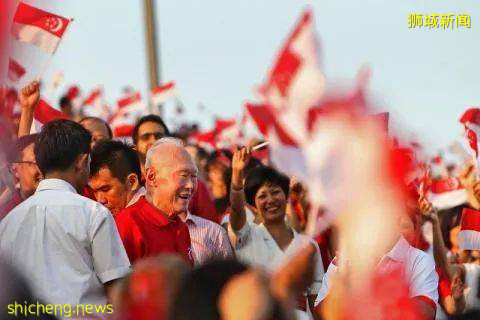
[11,2,72,54]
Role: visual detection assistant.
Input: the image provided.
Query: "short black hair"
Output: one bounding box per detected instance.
[90,140,141,182]
[172,260,248,320]
[34,119,91,175]
[59,96,71,109]
[244,166,290,207]
[132,114,170,144]
[79,116,113,139]
[8,134,38,163]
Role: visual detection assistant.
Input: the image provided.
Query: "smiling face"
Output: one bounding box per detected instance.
[254,183,287,224]
[146,147,198,217]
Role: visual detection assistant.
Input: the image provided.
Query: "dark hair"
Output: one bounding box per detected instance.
[34,119,91,175]
[172,260,248,320]
[90,140,141,182]
[59,96,71,109]
[8,134,38,163]
[132,114,170,144]
[244,166,290,207]
[79,116,113,139]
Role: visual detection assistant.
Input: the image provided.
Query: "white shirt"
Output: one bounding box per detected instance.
[0,179,131,309]
[464,263,480,310]
[180,212,233,265]
[314,236,438,308]
[228,221,324,294]
[126,186,146,208]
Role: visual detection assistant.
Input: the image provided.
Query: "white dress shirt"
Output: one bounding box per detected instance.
[464,263,480,310]
[228,222,324,320]
[180,212,233,265]
[0,179,131,310]
[314,236,439,309]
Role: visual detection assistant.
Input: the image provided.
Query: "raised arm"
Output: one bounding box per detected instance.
[419,197,460,280]
[17,81,40,137]
[229,147,251,231]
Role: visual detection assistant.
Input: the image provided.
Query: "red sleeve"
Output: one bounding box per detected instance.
[188,180,218,223]
[436,266,451,299]
[115,212,141,264]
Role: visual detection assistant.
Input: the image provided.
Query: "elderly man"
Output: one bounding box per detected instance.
[115,138,233,266]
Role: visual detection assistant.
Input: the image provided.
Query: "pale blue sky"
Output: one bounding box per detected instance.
[11,0,480,155]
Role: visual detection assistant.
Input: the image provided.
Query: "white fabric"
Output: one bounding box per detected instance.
[228,221,324,320]
[427,189,467,210]
[181,212,233,265]
[11,23,61,54]
[459,230,480,250]
[126,186,146,208]
[314,237,439,309]
[464,263,480,310]
[0,179,131,311]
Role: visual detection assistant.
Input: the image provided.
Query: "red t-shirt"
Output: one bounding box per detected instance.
[188,179,218,223]
[115,196,194,265]
[0,189,22,220]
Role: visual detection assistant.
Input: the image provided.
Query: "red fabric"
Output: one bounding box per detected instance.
[188,179,218,223]
[413,296,437,316]
[314,227,332,271]
[34,99,68,124]
[82,185,96,201]
[436,267,452,299]
[0,189,22,220]
[115,196,194,265]
[296,295,307,312]
[13,2,70,37]
[460,207,480,232]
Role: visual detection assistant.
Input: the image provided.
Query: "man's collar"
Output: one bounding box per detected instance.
[384,236,410,262]
[36,179,77,194]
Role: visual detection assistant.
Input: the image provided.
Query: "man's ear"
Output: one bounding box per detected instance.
[126,172,140,191]
[145,167,156,186]
[74,153,89,172]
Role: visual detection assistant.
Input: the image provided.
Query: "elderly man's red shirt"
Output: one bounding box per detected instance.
[115,196,194,265]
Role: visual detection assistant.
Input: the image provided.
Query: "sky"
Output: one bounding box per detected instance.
[9,0,480,155]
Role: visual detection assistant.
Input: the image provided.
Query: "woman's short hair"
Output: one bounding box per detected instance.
[244,166,290,207]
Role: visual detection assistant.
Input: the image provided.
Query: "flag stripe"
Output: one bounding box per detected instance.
[34,99,67,124]
[11,23,62,54]
[13,2,70,37]
[461,208,480,232]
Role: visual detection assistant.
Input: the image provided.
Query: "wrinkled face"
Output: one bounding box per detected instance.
[147,150,198,217]
[13,143,42,197]
[89,167,133,214]
[136,122,167,158]
[254,183,287,224]
[81,119,111,150]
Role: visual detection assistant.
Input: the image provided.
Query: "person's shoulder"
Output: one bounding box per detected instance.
[407,243,435,269]
[115,202,142,223]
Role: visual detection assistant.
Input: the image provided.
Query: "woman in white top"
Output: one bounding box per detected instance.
[228,147,324,320]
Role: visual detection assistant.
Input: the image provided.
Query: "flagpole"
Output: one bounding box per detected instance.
[143,0,161,115]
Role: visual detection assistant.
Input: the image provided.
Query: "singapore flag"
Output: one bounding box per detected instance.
[11,2,72,54]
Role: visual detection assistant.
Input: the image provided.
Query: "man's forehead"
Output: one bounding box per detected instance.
[139,121,165,134]
[20,143,35,160]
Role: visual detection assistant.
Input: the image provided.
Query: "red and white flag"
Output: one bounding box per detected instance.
[151,81,176,106]
[116,91,145,115]
[427,177,467,210]
[459,208,480,250]
[8,58,26,82]
[82,87,108,118]
[261,9,324,115]
[11,2,72,54]
[460,108,480,162]
[31,98,68,133]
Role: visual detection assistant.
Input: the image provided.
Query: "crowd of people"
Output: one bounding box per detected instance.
[0,77,479,320]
